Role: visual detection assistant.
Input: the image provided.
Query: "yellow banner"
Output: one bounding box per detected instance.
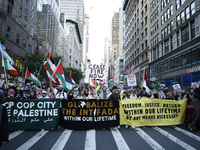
[120,98,187,126]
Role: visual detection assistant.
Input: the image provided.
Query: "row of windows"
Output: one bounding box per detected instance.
[176,1,195,26]
[150,7,159,23]
[176,0,186,10]
[150,0,159,10]
[150,46,200,77]
[161,21,173,39]
[5,26,32,53]
[151,34,159,48]
[151,20,159,35]
[161,5,173,25]
[161,0,171,11]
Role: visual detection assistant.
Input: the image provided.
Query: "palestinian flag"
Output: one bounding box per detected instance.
[25,68,41,86]
[146,80,158,89]
[54,60,73,92]
[139,70,151,94]
[108,77,114,84]
[3,56,18,76]
[96,81,104,92]
[44,52,59,84]
[69,71,76,86]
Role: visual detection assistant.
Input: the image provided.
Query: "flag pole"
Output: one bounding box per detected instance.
[1,55,8,84]
[51,59,61,81]
[37,51,48,78]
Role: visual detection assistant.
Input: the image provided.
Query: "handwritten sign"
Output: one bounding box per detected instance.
[86,64,106,79]
[127,74,137,86]
[4,99,60,130]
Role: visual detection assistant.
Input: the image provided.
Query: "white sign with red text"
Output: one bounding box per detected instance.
[86,64,106,79]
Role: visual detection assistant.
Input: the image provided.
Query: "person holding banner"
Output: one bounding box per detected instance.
[99,87,110,100]
[0,90,9,148]
[51,85,67,100]
[76,89,86,99]
[67,91,75,100]
[38,91,50,99]
[130,90,137,98]
[108,86,120,101]
[88,89,99,99]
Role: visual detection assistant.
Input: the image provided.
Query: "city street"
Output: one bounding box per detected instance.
[5,125,200,150]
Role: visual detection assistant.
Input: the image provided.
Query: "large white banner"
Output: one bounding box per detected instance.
[86,64,106,79]
[127,74,137,86]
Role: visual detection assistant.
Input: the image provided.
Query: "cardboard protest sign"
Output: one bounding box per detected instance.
[86,64,106,79]
[127,74,137,86]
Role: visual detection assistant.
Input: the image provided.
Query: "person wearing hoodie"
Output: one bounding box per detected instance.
[0,90,9,148]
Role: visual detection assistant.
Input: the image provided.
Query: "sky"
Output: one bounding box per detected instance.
[84,0,122,64]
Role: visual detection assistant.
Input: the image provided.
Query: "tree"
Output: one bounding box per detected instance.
[24,53,61,82]
[63,67,84,84]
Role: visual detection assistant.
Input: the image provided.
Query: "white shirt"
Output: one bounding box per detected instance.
[53,89,67,99]
[38,95,50,99]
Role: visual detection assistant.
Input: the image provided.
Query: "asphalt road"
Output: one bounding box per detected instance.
[4,125,200,150]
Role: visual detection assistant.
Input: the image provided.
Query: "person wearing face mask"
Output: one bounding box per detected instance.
[51,83,67,100]
[0,90,9,148]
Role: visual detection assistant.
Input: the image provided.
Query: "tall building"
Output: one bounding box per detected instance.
[123,0,151,84]
[104,37,111,82]
[149,0,200,90]
[60,0,84,40]
[114,7,125,84]
[109,12,120,81]
[0,0,37,78]
[65,19,82,70]
[35,0,61,56]
[83,13,89,82]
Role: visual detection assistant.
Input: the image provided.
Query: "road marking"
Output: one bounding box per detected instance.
[9,131,23,140]
[16,130,48,150]
[111,128,130,150]
[136,128,165,150]
[51,129,72,150]
[85,130,96,150]
[153,127,196,150]
[174,127,200,141]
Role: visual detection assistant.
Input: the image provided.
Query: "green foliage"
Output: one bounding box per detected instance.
[63,67,84,83]
[24,53,62,82]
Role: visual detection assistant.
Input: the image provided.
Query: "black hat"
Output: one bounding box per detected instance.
[112,86,118,90]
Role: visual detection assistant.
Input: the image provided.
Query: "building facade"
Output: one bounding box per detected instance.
[0,0,37,78]
[65,19,82,70]
[123,0,151,85]
[60,0,84,40]
[149,0,200,90]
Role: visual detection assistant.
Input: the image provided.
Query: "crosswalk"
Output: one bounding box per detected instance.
[6,126,200,150]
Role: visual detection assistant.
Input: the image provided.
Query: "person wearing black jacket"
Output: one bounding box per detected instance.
[0,90,9,148]
[108,86,120,101]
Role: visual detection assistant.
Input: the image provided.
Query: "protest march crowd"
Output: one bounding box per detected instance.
[0,78,200,148]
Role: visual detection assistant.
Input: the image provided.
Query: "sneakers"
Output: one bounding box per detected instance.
[117,125,120,129]
[125,125,128,128]
[130,126,136,130]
